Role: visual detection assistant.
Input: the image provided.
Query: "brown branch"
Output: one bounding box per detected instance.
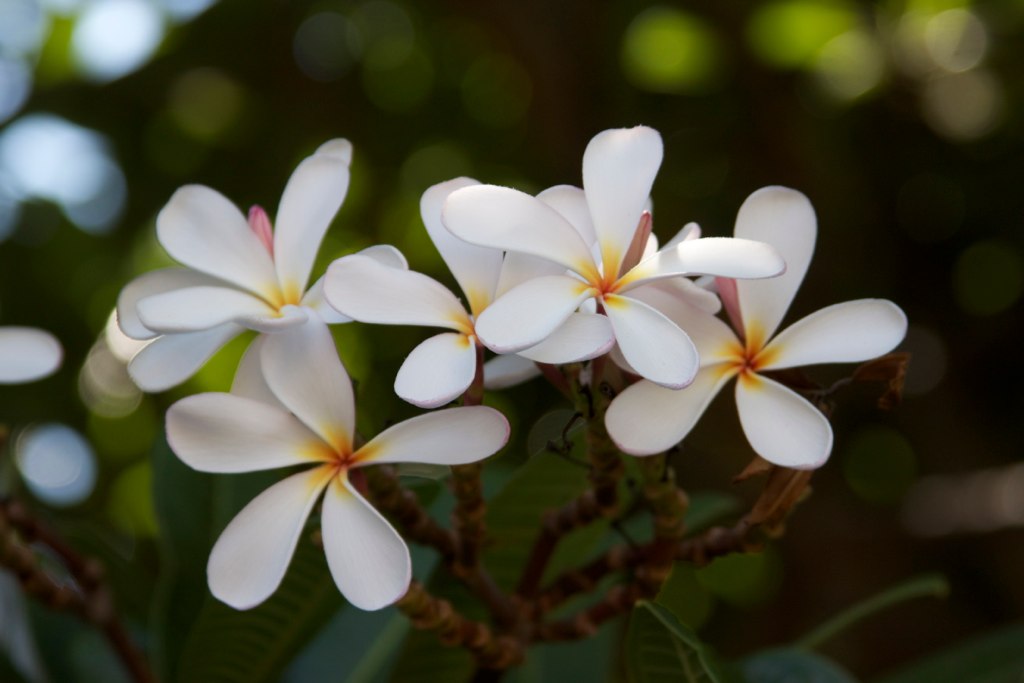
[0,500,157,683]
[534,583,645,642]
[364,465,457,561]
[396,581,524,670]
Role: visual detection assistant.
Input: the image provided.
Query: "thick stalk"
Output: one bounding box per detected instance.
[396,581,524,669]
[451,345,487,570]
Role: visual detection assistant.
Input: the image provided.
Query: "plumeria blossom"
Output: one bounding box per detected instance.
[117,139,405,391]
[323,178,616,408]
[442,126,787,389]
[0,327,62,384]
[165,316,509,610]
[605,187,908,469]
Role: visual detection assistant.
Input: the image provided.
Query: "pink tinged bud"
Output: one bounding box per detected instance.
[619,210,654,277]
[716,276,744,339]
[248,205,274,257]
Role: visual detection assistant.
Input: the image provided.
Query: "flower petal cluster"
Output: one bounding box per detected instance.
[442,126,786,389]
[165,316,509,610]
[605,187,908,468]
[117,139,401,391]
[323,178,615,407]
[0,327,62,384]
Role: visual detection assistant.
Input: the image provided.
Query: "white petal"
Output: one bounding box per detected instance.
[474,275,595,353]
[626,276,724,317]
[537,184,597,247]
[394,332,477,408]
[260,316,355,452]
[603,294,698,389]
[137,286,277,333]
[231,337,285,408]
[358,406,509,466]
[761,299,907,370]
[734,187,817,340]
[621,237,785,290]
[582,126,663,277]
[421,178,502,316]
[0,327,62,384]
[301,275,353,324]
[735,373,832,469]
[517,312,614,363]
[624,284,738,362]
[483,354,541,390]
[243,303,309,333]
[167,393,325,472]
[301,245,407,324]
[157,185,279,301]
[314,138,353,164]
[321,477,410,611]
[127,324,242,392]
[443,185,597,278]
[117,268,225,340]
[324,255,470,332]
[606,367,732,455]
[662,222,701,250]
[208,466,333,610]
[274,144,351,296]
[355,243,408,269]
[494,251,568,299]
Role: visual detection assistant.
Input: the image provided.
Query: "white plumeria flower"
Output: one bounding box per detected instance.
[323,178,615,408]
[442,126,786,389]
[0,327,62,384]
[117,139,405,391]
[165,316,509,610]
[605,187,908,469]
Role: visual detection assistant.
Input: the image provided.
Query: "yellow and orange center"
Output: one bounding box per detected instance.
[720,325,779,385]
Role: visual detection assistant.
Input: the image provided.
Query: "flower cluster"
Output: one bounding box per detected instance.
[120,126,907,612]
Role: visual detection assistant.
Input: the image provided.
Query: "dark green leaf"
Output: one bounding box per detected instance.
[685,492,743,535]
[742,649,856,683]
[175,536,344,683]
[625,600,731,683]
[874,623,1024,683]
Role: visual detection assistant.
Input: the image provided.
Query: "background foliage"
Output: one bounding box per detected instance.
[1,0,1023,680]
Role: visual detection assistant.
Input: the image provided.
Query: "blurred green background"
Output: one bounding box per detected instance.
[1,0,1022,680]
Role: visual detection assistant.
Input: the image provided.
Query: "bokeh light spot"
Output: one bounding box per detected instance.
[71,0,164,82]
[748,0,857,69]
[924,8,988,73]
[843,427,917,505]
[0,114,126,233]
[813,29,886,102]
[168,68,246,141]
[294,12,360,82]
[953,240,1024,316]
[16,423,97,507]
[461,54,531,128]
[399,142,472,193]
[922,70,1003,141]
[107,462,158,537]
[0,57,32,124]
[362,47,433,113]
[621,6,722,93]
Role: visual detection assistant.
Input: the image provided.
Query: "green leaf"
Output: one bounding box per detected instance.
[874,622,1024,683]
[345,615,409,683]
[483,441,591,591]
[655,563,713,630]
[685,492,742,534]
[795,574,949,650]
[625,600,731,683]
[742,649,856,683]
[149,438,215,683]
[175,536,344,683]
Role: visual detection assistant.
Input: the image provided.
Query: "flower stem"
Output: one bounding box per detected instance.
[452,345,488,570]
[364,465,457,561]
